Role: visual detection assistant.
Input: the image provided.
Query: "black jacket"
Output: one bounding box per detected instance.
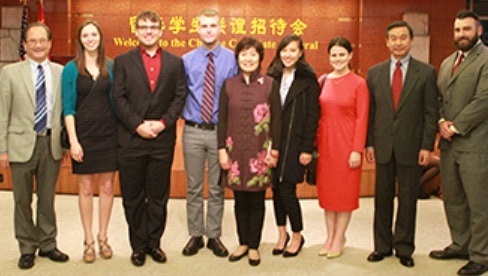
[269,63,320,184]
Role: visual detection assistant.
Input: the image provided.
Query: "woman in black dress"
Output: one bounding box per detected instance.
[61,20,117,263]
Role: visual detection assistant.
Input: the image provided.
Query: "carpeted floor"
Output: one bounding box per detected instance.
[0,190,468,276]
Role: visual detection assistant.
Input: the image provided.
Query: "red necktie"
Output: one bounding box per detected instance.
[391,60,403,111]
[452,53,464,75]
[201,52,215,123]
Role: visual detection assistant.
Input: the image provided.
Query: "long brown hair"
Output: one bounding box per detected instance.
[75,20,109,77]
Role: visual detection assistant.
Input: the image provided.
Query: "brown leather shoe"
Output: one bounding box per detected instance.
[38,248,69,262]
[207,238,229,257]
[458,261,488,276]
[145,247,167,263]
[367,251,393,262]
[182,236,204,256]
[429,249,469,260]
[18,254,35,269]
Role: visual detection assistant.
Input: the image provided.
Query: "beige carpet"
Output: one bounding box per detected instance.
[0,190,468,276]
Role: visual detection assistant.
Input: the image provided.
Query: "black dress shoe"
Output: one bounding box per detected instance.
[283,235,305,258]
[367,251,393,262]
[272,233,290,255]
[457,261,488,276]
[130,250,146,267]
[430,249,469,260]
[207,238,229,257]
[398,255,415,267]
[18,254,35,269]
[145,248,167,263]
[249,257,260,266]
[38,248,69,262]
[182,236,204,256]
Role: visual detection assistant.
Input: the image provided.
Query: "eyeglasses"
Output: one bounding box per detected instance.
[136,25,161,31]
[26,38,49,46]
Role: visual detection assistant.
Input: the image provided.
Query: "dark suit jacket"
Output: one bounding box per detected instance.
[438,42,488,152]
[113,48,187,151]
[366,57,439,165]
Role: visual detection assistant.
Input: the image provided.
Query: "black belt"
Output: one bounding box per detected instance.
[185,120,216,131]
[37,129,51,137]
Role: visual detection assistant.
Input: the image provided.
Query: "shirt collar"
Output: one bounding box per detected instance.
[27,57,49,68]
[200,44,222,58]
[390,54,411,69]
[139,46,161,58]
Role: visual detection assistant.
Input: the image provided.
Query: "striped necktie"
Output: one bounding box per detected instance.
[201,52,215,123]
[34,64,47,133]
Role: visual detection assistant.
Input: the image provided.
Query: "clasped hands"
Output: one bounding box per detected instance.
[136,120,165,139]
[439,120,456,141]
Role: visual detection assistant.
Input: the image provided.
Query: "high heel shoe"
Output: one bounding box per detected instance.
[283,235,305,258]
[326,238,346,259]
[83,241,96,263]
[317,248,329,256]
[272,233,290,255]
[98,235,113,259]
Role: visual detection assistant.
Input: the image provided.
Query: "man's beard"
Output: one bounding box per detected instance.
[455,33,479,52]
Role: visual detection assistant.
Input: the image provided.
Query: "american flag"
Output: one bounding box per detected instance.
[18,0,28,60]
[37,0,45,23]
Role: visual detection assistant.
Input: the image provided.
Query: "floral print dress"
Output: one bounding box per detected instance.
[217,72,281,192]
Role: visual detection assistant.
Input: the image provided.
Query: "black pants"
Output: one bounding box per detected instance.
[118,147,173,251]
[233,190,266,249]
[272,181,303,232]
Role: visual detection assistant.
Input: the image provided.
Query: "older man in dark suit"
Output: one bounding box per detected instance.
[365,21,439,268]
[113,10,187,267]
[430,10,488,276]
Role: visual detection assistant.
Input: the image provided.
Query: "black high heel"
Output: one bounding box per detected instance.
[283,235,305,258]
[272,233,290,255]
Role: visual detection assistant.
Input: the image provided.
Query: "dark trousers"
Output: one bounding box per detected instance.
[233,190,265,249]
[11,136,61,254]
[373,157,421,257]
[272,181,303,232]
[118,147,173,251]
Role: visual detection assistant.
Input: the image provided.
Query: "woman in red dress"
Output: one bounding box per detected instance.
[315,37,369,258]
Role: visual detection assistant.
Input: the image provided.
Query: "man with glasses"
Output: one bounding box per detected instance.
[113,10,187,267]
[0,22,69,269]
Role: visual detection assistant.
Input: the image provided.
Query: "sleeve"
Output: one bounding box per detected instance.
[269,79,281,150]
[217,81,228,149]
[421,67,440,150]
[0,67,12,153]
[160,57,188,128]
[112,56,144,132]
[366,70,376,148]
[301,78,320,153]
[452,60,488,136]
[352,78,370,152]
[61,61,78,117]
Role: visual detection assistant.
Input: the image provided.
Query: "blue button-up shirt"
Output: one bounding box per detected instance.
[182,44,238,124]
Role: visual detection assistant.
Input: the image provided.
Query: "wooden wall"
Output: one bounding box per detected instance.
[0,0,464,198]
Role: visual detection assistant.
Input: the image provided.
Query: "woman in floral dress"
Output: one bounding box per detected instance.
[217,37,281,266]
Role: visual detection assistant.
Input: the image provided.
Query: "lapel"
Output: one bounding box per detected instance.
[377,61,395,114]
[396,58,420,113]
[283,75,304,108]
[20,60,36,107]
[130,48,151,92]
[48,61,60,107]
[153,50,166,94]
[446,43,482,88]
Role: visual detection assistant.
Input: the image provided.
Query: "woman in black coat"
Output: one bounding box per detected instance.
[267,34,320,257]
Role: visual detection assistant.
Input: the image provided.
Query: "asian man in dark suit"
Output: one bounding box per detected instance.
[365,21,439,268]
[0,22,69,269]
[430,10,488,276]
[112,10,187,267]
